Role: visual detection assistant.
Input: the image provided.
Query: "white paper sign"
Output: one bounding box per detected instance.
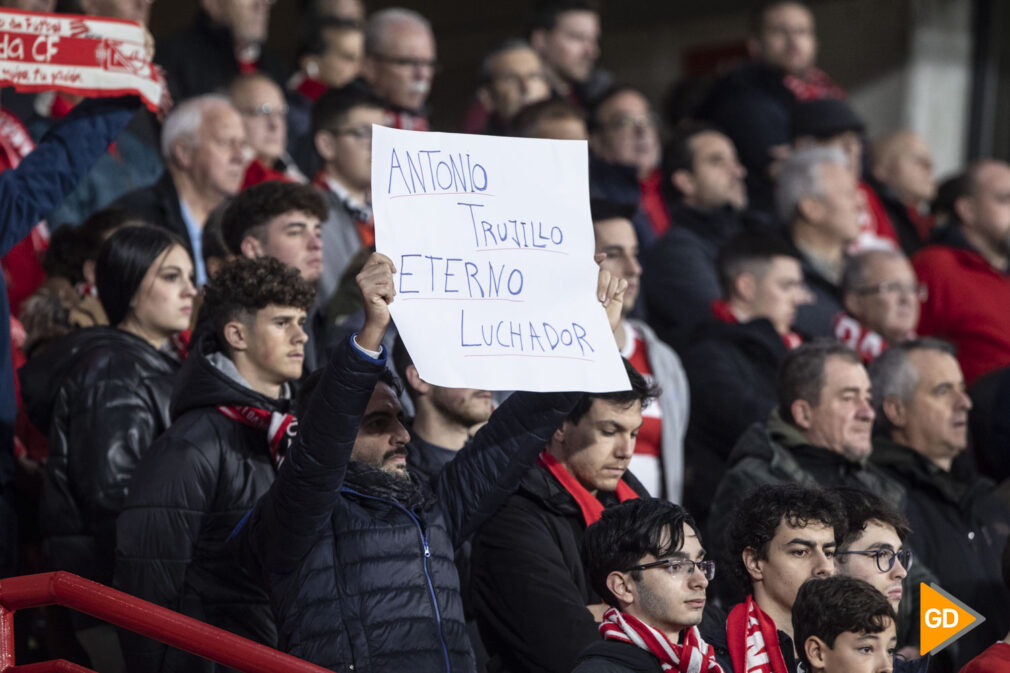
[372,125,630,393]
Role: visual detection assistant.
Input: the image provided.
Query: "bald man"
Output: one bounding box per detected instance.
[871,131,937,254]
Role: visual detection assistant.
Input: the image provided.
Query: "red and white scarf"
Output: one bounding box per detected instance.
[217,405,296,469]
[600,607,724,673]
[537,451,638,526]
[832,312,887,363]
[782,66,846,102]
[711,300,803,350]
[0,8,165,113]
[725,595,789,673]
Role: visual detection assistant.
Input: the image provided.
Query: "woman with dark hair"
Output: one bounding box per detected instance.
[19,225,196,670]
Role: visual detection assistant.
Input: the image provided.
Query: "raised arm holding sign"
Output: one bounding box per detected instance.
[372,124,631,393]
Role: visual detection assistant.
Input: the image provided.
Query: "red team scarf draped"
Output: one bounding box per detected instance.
[726,595,790,673]
[0,8,165,113]
[600,607,724,673]
[217,406,296,469]
[832,312,887,363]
[536,451,639,526]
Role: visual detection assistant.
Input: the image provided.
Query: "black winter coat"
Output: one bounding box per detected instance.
[470,463,650,673]
[642,203,756,346]
[232,338,581,673]
[111,172,191,258]
[19,326,178,584]
[792,249,844,339]
[681,318,787,528]
[871,437,1010,670]
[115,334,288,673]
[155,10,286,102]
[572,641,663,673]
[696,61,799,216]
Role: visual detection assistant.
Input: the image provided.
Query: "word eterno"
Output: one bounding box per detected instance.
[399,254,524,298]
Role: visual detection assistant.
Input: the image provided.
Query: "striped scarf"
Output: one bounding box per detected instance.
[599,607,724,673]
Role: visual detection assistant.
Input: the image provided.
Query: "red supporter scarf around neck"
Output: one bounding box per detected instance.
[710,300,803,350]
[782,66,847,101]
[726,595,790,673]
[217,406,296,469]
[600,607,724,673]
[832,313,887,363]
[536,451,638,526]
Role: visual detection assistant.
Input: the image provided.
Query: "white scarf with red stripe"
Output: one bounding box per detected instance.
[217,406,296,469]
[599,608,724,673]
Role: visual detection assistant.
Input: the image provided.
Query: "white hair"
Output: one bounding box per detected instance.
[775,145,848,224]
[160,94,233,161]
[364,7,432,55]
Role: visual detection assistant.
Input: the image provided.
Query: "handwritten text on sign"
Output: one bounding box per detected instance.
[373,125,630,393]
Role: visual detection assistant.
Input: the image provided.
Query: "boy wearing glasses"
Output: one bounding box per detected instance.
[574,499,723,673]
[792,576,897,673]
[831,488,932,673]
[311,83,386,303]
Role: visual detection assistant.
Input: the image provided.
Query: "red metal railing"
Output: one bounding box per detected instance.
[0,572,332,673]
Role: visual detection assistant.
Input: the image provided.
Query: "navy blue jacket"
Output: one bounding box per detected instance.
[0,97,137,573]
[232,337,580,673]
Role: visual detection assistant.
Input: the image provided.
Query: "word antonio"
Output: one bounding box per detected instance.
[387,148,488,196]
[459,309,595,357]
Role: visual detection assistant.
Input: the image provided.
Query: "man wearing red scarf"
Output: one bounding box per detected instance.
[701,484,845,673]
[575,499,723,673]
[836,249,920,363]
[697,1,847,215]
[471,360,657,673]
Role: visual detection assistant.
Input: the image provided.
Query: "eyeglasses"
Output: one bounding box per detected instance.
[625,558,716,581]
[371,53,440,72]
[492,72,549,88]
[327,125,372,143]
[855,281,928,302]
[239,102,288,119]
[836,548,913,573]
[601,113,658,135]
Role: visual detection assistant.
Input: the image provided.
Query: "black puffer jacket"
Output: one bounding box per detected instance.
[470,462,650,673]
[572,640,663,673]
[871,437,1010,671]
[681,318,788,528]
[19,326,178,584]
[232,337,580,673]
[114,333,288,673]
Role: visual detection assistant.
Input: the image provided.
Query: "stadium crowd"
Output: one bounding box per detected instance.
[0,1,1008,672]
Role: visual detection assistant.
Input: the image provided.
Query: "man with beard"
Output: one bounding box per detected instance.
[912,160,1010,385]
[231,252,629,672]
[392,336,493,479]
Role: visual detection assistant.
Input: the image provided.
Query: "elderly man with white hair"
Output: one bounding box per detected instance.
[113,95,247,285]
[776,145,862,338]
[362,7,437,130]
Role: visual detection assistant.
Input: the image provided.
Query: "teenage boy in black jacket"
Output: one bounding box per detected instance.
[231,252,628,673]
[115,257,316,673]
